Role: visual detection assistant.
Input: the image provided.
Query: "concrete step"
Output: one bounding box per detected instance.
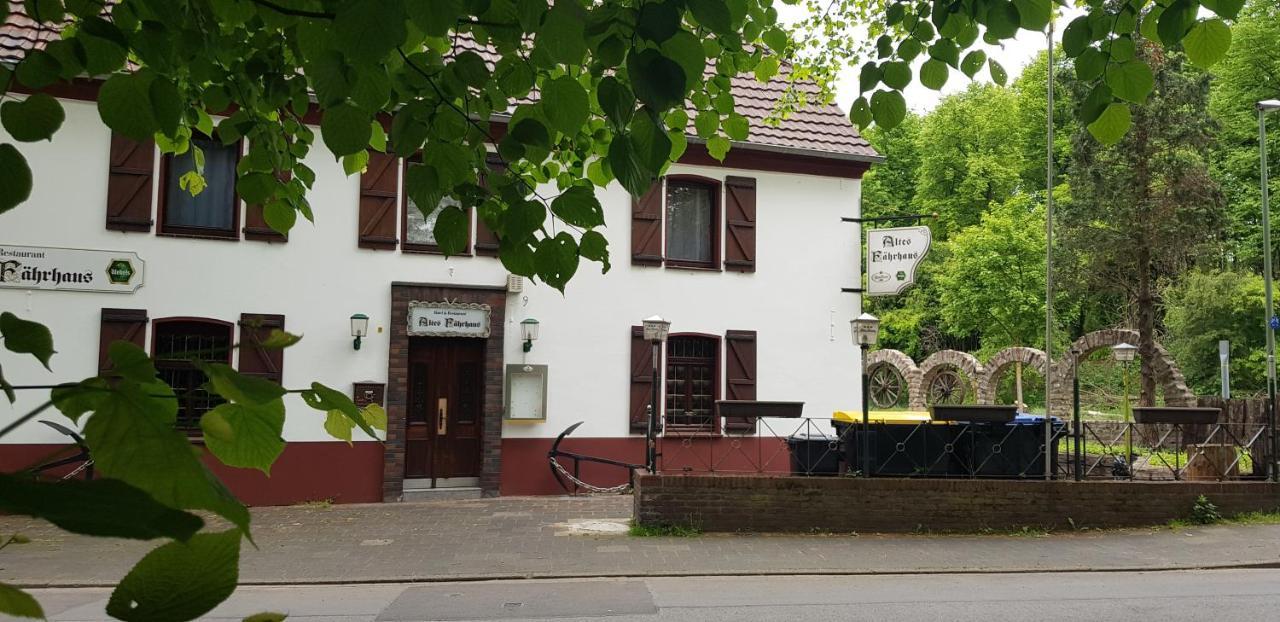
[402,487,482,502]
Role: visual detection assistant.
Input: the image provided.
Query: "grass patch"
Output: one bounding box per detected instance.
[1168,508,1280,529]
[629,520,702,537]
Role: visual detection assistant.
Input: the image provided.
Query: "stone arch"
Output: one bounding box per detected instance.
[978,347,1049,404]
[1048,328,1195,417]
[866,348,925,410]
[919,350,984,405]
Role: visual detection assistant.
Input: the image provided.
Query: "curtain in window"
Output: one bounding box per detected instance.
[164,136,237,230]
[406,190,461,246]
[666,183,712,262]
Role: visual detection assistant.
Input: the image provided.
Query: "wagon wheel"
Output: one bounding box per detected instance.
[869,365,905,409]
[928,369,967,404]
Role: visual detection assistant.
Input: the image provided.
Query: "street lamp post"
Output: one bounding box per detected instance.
[850,313,880,477]
[1113,342,1137,476]
[1261,99,1280,482]
[642,315,671,474]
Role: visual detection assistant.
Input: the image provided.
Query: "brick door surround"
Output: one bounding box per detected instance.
[385,282,507,500]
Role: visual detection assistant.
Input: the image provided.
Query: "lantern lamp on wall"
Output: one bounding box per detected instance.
[351,313,369,350]
[520,318,540,352]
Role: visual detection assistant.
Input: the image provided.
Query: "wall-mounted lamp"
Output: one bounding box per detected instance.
[520,318,540,352]
[351,313,369,350]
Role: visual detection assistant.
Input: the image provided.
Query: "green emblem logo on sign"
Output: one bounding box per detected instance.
[107,259,135,284]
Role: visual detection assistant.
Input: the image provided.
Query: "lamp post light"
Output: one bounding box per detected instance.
[850,313,880,477]
[1113,342,1137,474]
[519,318,540,353]
[642,315,671,473]
[350,313,369,351]
[1261,99,1280,481]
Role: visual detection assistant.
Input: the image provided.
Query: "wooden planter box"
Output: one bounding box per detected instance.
[715,400,805,419]
[1131,406,1220,425]
[929,404,1018,423]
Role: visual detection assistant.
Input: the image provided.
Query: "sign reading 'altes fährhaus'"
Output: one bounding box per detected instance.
[407,301,492,338]
[0,245,145,293]
[866,226,931,297]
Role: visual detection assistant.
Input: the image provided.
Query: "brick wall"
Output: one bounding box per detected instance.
[634,474,1280,533]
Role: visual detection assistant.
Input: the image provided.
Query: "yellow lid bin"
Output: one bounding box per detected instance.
[832,411,931,424]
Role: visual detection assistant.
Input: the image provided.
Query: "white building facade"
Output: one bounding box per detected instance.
[0,80,878,503]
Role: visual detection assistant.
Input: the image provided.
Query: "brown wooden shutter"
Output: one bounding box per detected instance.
[238,313,285,384]
[631,179,663,266]
[724,176,756,272]
[358,151,399,250]
[98,308,148,376]
[630,325,655,433]
[106,134,155,232]
[244,172,290,242]
[475,156,504,256]
[723,330,758,434]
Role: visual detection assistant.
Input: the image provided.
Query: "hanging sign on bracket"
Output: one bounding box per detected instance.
[866,226,931,297]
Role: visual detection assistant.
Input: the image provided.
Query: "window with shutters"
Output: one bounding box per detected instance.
[159,134,241,239]
[664,178,719,269]
[402,159,472,254]
[664,334,719,431]
[152,318,233,431]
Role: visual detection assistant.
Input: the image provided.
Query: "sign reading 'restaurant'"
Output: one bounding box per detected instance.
[407,301,492,338]
[866,226,931,297]
[0,245,145,294]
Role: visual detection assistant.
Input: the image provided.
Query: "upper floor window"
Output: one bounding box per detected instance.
[665,334,719,431]
[402,160,471,254]
[664,179,718,268]
[160,135,240,238]
[152,318,233,431]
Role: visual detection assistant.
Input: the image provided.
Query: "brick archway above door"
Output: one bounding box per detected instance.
[385,282,507,501]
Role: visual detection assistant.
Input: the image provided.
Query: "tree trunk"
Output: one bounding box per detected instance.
[1137,245,1157,406]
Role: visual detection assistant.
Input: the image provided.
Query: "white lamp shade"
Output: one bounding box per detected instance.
[520,318,540,341]
[1259,100,1280,111]
[642,315,671,342]
[1112,342,1138,362]
[850,313,880,346]
[350,313,369,338]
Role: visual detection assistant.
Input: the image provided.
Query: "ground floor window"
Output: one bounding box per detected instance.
[153,318,233,431]
[665,335,718,430]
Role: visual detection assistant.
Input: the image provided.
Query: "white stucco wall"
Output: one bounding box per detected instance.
[0,97,866,444]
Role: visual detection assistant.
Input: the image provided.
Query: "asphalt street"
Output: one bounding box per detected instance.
[12,568,1280,622]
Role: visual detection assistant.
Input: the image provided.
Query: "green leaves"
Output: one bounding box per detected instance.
[334,0,407,65]
[321,104,373,157]
[106,530,241,622]
[201,402,285,473]
[302,382,379,441]
[960,51,986,79]
[1182,19,1232,68]
[1105,60,1155,104]
[1087,103,1132,145]
[0,474,204,541]
[98,73,161,141]
[597,76,635,128]
[1157,0,1196,46]
[534,232,580,291]
[200,362,287,405]
[1,94,63,142]
[0,143,30,215]
[920,59,949,91]
[536,3,586,65]
[550,186,604,228]
[882,61,911,89]
[870,90,907,129]
[0,312,54,370]
[0,583,42,620]
[541,77,589,135]
[628,49,686,110]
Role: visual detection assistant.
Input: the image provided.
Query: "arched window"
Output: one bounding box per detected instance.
[664,177,719,268]
[152,318,233,431]
[665,334,720,430]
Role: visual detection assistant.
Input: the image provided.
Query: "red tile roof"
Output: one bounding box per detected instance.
[1,2,879,161]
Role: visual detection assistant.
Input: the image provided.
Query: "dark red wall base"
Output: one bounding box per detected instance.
[2,441,383,506]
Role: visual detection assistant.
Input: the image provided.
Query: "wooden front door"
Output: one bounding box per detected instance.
[405,337,485,483]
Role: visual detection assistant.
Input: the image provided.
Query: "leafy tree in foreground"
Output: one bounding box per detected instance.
[0,1,791,619]
[790,0,1242,144]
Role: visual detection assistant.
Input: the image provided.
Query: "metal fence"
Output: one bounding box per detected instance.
[654,415,1272,482]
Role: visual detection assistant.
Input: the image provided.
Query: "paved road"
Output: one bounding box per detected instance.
[4,496,1280,586]
[13,569,1280,621]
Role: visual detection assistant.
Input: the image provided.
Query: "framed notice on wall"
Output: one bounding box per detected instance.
[505,364,548,422]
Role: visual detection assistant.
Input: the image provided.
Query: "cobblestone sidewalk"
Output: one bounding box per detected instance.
[3,495,1279,587]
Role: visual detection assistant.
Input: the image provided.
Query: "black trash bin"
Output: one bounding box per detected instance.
[787,430,842,476]
[958,415,1064,478]
[836,420,954,476]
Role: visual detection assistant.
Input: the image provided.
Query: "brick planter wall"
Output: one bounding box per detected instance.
[634,474,1280,533]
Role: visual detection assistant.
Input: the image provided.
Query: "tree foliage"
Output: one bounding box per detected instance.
[790,0,1242,144]
[1162,269,1267,395]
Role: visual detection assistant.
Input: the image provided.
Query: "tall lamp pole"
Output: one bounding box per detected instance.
[1260,99,1280,482]
[642,316,671,474]
[851,313,880,477]
[1113,342,1137,477]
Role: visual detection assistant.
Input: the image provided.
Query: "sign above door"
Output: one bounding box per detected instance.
[407,301,492,338]
[0,245,145,293]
